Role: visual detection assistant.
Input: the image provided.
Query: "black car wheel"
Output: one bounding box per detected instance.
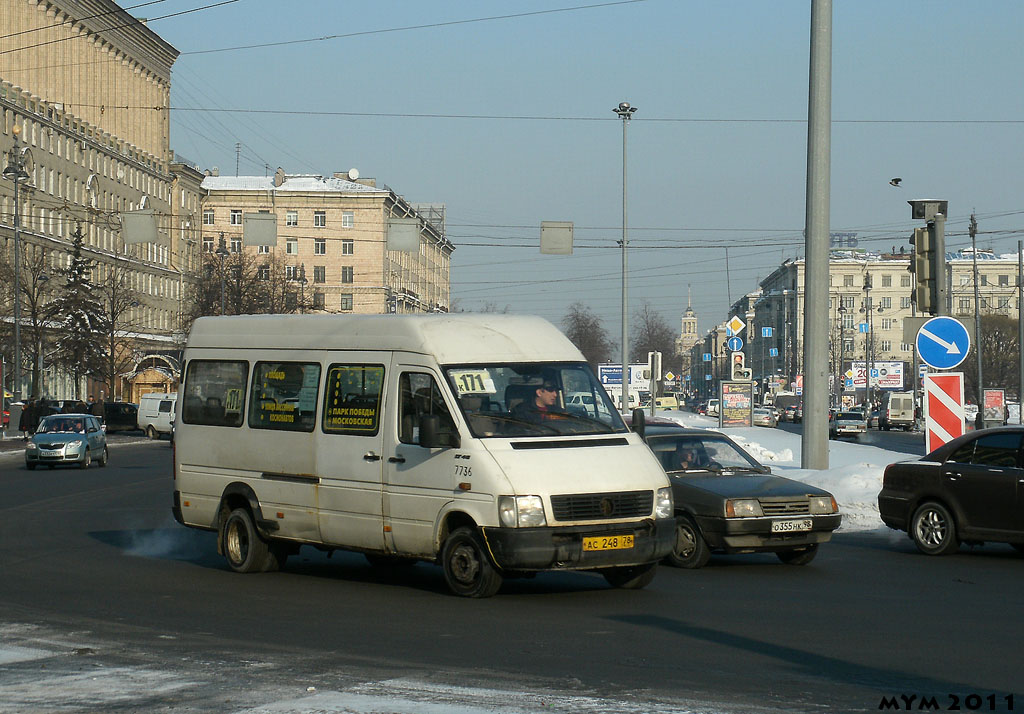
[665,515,711,569]
[602,562,657,589]
[441,526,502,598]
[777,544,818,565]
[910,501,960,555]
[221,507,277,573]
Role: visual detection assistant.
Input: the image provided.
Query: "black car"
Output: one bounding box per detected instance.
[640,421,841,567]
[878,427,1024,555]
[101,401,139,433]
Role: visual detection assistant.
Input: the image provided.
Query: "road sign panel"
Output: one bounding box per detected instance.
[923,372,965,453]
[664,371,675,381]
[704,374,711,381]
[761,326,773,338]
[858,323,869,333]
[769,348,778,357]
[916,316,970,370]
[727,316,746,335]
[727,336,743,351]
[702,353,712,362]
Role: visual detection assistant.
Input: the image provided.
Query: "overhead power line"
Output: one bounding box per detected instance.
[0,0,169,41]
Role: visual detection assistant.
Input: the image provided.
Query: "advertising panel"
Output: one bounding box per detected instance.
[983,389,1005,423]
[719,381,754,428]
[847,361,905,390]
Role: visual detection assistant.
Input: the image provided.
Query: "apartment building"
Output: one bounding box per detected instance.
[200,169,453,315]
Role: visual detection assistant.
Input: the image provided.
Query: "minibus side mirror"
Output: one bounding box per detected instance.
[632,408,646,438]
[419,414,461,449]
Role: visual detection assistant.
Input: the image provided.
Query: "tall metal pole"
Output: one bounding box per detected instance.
[802,0,832,468]
[863,275,871,418]
[614,101,637,412]
[970,213,983,424]
[1019,240,1023,424]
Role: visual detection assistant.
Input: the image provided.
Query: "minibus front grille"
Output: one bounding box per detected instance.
[550,491,653,521]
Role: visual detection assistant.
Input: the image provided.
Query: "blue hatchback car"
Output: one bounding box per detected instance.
[26,413,108,470]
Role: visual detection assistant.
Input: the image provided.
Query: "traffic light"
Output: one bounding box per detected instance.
[647,351,662,381]
[909,226,937,314]
[731,352,752,381]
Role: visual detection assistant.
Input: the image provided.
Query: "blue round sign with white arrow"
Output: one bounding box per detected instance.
[916,316,970,370]
[727,336,743,351]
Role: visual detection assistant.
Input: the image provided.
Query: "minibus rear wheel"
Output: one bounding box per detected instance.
[602,562,656,589]
[441,527,503,598]
[223,507,276,573]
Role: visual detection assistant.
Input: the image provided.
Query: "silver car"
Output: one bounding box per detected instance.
[829,411,867,440]
[753,407,777,427]
[26,414,109,470]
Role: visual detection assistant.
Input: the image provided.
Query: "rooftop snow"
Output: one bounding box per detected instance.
[201,175,386,193]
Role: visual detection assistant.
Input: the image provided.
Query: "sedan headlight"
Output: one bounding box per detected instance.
[726,499,764,518]
[655,487,673,519]
[26,443,37,451]
[809,495,838,515]
[498,495,547,528]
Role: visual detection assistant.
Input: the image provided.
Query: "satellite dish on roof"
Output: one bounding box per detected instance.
[347,168,359,181]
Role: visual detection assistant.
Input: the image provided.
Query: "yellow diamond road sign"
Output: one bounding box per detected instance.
[727,316,745,335]
[664,371,676,381]
[845,369,854,379]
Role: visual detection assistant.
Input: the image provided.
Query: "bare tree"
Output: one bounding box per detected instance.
[561,302,614,368]
[963,314,1020,403]
[0,241,60,398]
[94,256,144,401]
[630,302,678,365]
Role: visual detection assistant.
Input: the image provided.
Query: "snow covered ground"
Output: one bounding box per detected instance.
[652,411,916,532]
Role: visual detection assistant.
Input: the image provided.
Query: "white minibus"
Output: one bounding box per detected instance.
[172,314,675,597]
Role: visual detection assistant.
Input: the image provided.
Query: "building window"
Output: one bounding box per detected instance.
[842,296,855,309]
[842,315,854,329]
[881,318,893,330]
[901,342,912,352]
[900,296,912,309]
[901,274,911,288]
[999,274,1009,287]
[285,265,297,280]
[258,245,269,254]
[286,239,298,255]
[257,265,270,280]
[960,275,970,286]
[880,340,892,352]
[286,211,298,226]
[203,209,214,225]
[881,274,892,287]
[313,291,325,310]
[1000,298,1010,309]
[843,274,854,287]
[314,238,326,255]
[340,293,353,311]
[313,265,326,283]
[958,298,971,313]
[843,338,854,352]
[230,210,242,225]
[203,236,214,252]
[342,211,354,228]
[342,239,354,255]
[314,211,326,227]
[231,238,242,253]
[980,275,988,286]
[880,297,892,309]
[341,266,354,283]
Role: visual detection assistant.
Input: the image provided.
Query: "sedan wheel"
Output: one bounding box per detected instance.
[911,501,960,555]
[665,515,711,569]
[777,544,818,565]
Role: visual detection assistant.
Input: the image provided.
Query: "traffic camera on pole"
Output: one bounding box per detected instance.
[909,200,949,316]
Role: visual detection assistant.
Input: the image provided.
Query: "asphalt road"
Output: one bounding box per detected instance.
[776,420,927,455]
[0,443,1020,713]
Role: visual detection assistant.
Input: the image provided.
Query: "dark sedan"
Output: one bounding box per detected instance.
[642,425,841,567]
[878,427,1024,555]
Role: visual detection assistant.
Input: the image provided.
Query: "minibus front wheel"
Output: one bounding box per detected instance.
[441,527,503,598]
[222,507,281,573]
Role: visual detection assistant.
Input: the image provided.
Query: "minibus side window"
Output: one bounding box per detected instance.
[248,361,321,432]
[399,372,456,445]
[181,360,249,427]
[322,364,384,435]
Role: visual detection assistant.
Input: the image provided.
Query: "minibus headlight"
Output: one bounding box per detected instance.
[725,499,763,518]
[497,495,547,528]
[655,487,673,519]
[809,495,838,515]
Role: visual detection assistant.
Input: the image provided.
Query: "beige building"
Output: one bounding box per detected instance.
[1,0,182,399]
[200,170,453,315]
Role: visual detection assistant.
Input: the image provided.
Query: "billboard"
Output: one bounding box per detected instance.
[598,363,650,389]
[719,382,754,427]
[847,361,905,391]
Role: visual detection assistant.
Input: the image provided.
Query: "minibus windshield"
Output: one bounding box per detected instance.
[445,362,627,437]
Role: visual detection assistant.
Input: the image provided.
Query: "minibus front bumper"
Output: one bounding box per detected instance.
[480,518,675,571]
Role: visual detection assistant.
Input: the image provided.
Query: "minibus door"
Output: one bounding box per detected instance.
[383,363,461,556]
[316,358,387,551]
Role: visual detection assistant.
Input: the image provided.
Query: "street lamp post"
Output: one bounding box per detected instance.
[837,304,848,408]
[3,125,31,402]
[861,275,884,423]
[215,233,230,315]
[613,101,637,412]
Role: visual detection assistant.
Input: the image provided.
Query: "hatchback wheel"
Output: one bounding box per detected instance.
[97,447,109,467]
[911,502,960,555]
[665,515,710,569]
[79,450,91,469]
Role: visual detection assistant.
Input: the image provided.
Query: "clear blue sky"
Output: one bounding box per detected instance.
[153,0,1024,338]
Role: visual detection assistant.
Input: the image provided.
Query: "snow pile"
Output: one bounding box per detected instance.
[649,410,915,532]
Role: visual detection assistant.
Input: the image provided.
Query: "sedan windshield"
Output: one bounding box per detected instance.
[646,434,764,474]
[37,417,86,434]
[445,362,626,437]
[836,412,862,421]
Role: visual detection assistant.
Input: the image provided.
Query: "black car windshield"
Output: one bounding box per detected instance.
[445,362,626,438]
[646,434,764,474]
[37,417,86,434]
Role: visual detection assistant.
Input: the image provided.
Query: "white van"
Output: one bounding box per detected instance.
[172,314,675,597]
[879,391,915,431]
[138,393,177,439]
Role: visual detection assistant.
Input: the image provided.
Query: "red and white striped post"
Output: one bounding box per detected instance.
[923,373,965,454]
